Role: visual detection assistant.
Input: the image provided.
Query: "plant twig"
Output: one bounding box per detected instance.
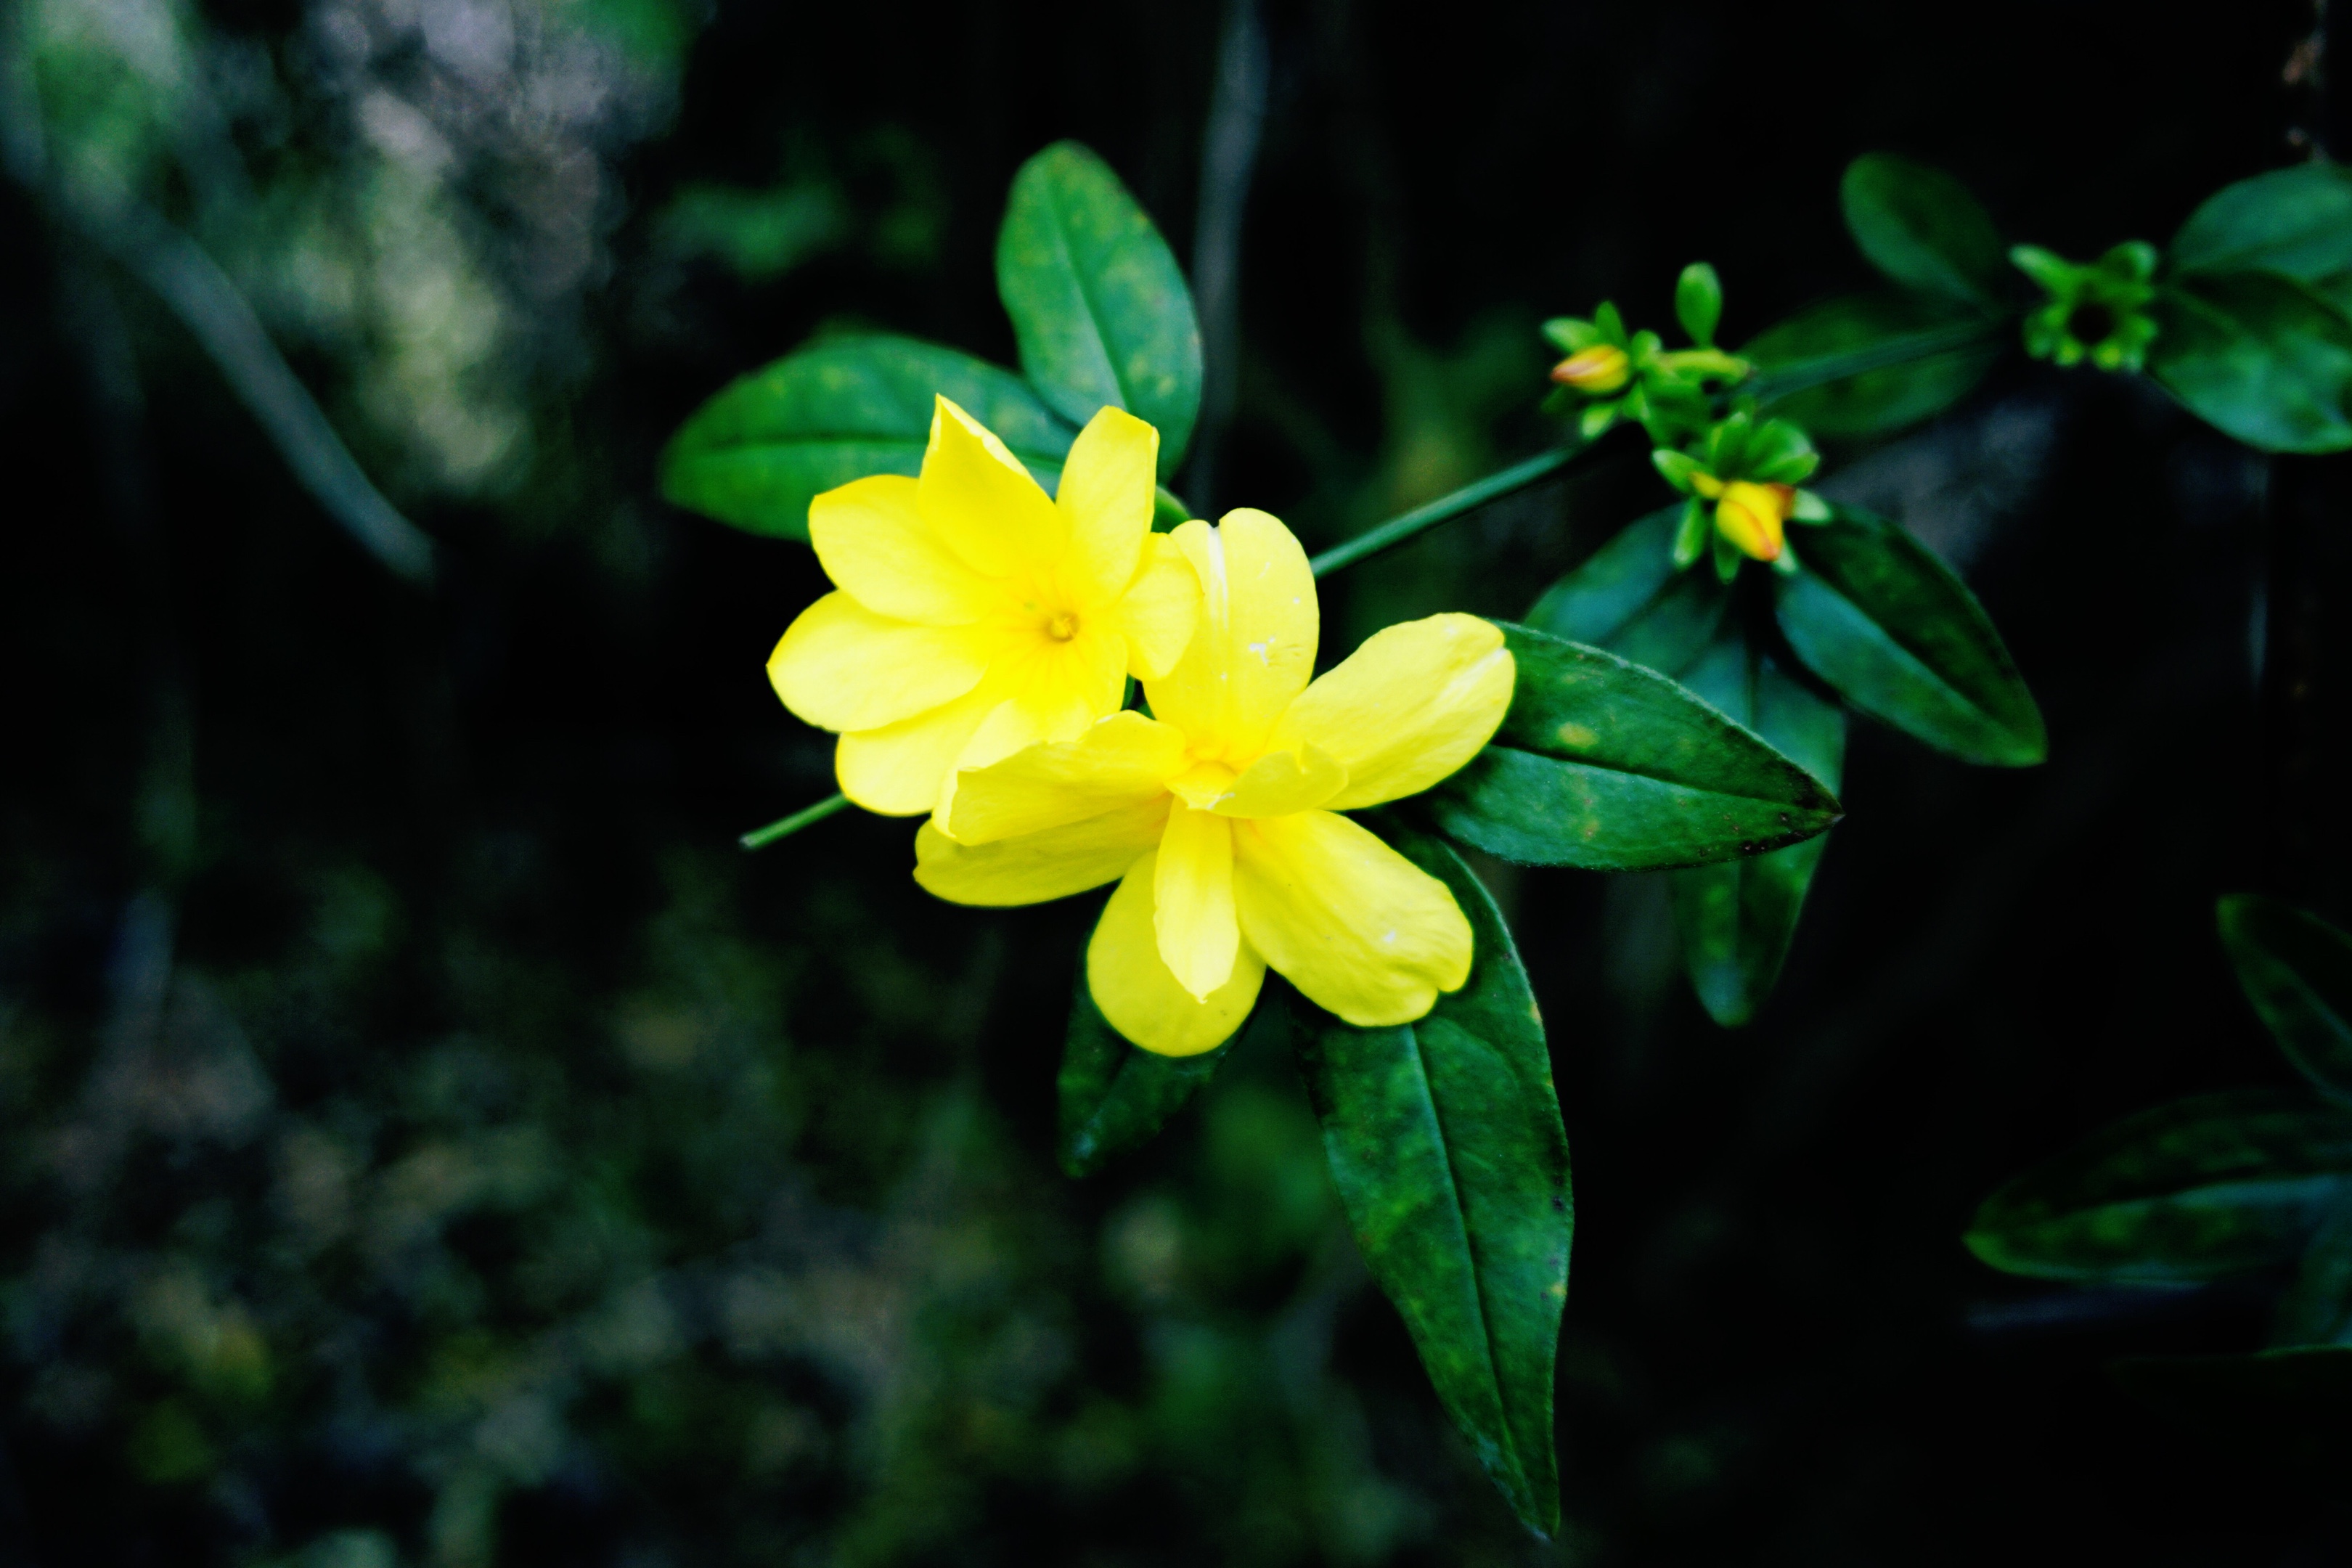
[73,185,437,584]
[740,791,852,851]
[1744,319,2006,405]
[1306,444,1580,579]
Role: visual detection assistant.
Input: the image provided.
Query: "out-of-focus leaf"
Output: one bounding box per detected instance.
[1526,506,1730,675]
[2217,894,2352,1101]
[1428,623,1842,870]
[2148,272,2352,454]
[1667,622,1846,1028]
[1966,1088,2352,1283]
[2109,1346,2352,1458]
[996,142,1203,475]
[1840,153,2010,314]
[1058,966,1231,1178]
[1744,293,2000,438]
[2169,163,2352,314]
[2273,1193,2352,1347]
[659,334,1074,539]
[1292,827,1568,1538]
[1773,507,2045,767]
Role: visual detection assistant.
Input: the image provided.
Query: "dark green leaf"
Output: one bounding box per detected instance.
[1668,621,1846,1028]
[1744,293,2000,438]
[2109,1347,2352,1459]
[1057,965,1231,1178]
[1525,506,1729,674]
[1773,507,2045,766]
[659,334,1074,539]
[1429,623,1842,870]
[2273,1192,2352,1347]
[1840,152,2010,314]
[996,142,1203,475]
[1292,827,1568,1537]
[2217,894,2352,1101]
[1965,1088,2352,1283]
[2148,271,2352,454]
[2169,163,2352,314]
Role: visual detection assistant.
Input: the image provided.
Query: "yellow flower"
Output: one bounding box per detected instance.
[767,396,1204,816]
[1550,343,1631,393]
[1687,472,1793,563]
[912,508,1516,1055]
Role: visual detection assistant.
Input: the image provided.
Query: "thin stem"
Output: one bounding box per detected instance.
[1307,444,1580,579]
[740,791,852,851]
[1744,318,2006,405]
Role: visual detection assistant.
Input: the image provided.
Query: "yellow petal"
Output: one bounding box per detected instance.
[1090,852,1265,1057]
[1213,744,1347,817]
[1153,807,1239,999]
[918,396,1066,577]
[1715,481,1789,561]
[955,627,1130,770]
[913,799,1167,907]
[1148,510,1317,755]
[1103,533,1202,681]
[1055,406,1158,608]
[808,474,989,626]
[836,679,1005,815]
[1232,810,1472,1027]
[1268,613,1514,809]
[768,592,990,733]
[939,710,1185,845]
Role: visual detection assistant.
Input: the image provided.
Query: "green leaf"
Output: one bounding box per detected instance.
[1291,827,1568,1537]
[996,142,1203,475]
[1965,1088,2352,1283]
[1057,965,1232,1177]
[2169,163,2352,314]
[1668,621,1847,1028]
[2217,894,2352,1101]
[1744,293,2001,438]
[1675,261,1723,346]
[1839,152,2010,314]
[659,334,1075,539]
[2148,271,2352,454]
[2274,1192,2352,1347]
[1525,507,1730,677]
[1772,507,2045,767]
[1428,622,1842,870]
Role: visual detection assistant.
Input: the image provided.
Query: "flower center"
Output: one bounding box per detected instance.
[1045,611,1079,642]
[2065,302,2116,346]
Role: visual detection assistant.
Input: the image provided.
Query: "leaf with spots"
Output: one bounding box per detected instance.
[1965,1089,2352,1283]
[996,142,1203,476]
[1291,825,1569,1537]
[1427,622,1842,870]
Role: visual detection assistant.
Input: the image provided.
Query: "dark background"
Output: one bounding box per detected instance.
[4,0,2345,1561]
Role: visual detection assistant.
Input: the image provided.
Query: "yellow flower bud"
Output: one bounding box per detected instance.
[1549,344,1630,394]
[1715,481,1794,562]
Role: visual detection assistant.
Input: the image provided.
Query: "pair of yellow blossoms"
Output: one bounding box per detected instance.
[768,397,1516,1056]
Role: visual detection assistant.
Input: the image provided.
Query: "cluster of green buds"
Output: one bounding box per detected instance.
[2012,240,2160,372]
[1651,409,1829,580]
[1543,263,1750,441]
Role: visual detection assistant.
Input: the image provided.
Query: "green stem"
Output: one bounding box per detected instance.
[1307,444,1581,580]
[741,440,1587,851]
[739,791,852,851]
[1744,317,2008,404]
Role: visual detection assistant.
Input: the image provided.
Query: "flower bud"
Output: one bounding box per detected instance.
[1550,344,1631,394]
[1715,481,1793,562]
